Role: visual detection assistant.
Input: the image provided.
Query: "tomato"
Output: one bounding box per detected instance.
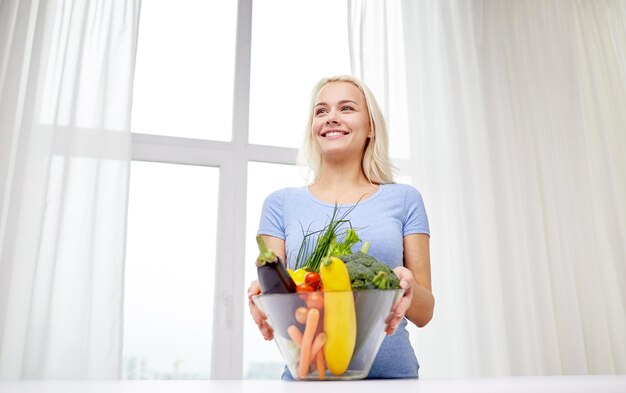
[296,283,314,293]
[305,291,324,311]
[304,271,321,291]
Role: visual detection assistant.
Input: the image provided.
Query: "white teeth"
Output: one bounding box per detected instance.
[324,131,345,137]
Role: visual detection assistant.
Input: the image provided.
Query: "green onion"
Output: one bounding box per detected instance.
[295,201,361,272]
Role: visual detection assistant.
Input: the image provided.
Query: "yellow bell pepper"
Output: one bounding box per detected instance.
[320,256,356,375]
[287,268,307,285]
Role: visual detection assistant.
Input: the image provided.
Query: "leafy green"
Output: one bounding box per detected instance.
[330,228,361,258]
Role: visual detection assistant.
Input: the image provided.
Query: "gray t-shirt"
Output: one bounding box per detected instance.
[258,183,430,379]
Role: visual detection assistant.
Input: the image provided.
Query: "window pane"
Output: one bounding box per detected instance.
[131,0,236,140]
[248,0,351,149]
[243,161,309,379]
[123,161,219,379]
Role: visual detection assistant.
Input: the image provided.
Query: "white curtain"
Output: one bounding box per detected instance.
[349,0,626,378]
[0,0,140,379]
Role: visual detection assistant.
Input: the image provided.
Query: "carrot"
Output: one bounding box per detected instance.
[316,350,326,380]
[298,308,319,378]
[295,307,308,325]
[309,332,327,363]
[287,325,303,347]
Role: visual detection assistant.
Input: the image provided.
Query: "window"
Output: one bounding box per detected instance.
[125,0,239,380]
[130,0,237,140]
[123,161,219,379]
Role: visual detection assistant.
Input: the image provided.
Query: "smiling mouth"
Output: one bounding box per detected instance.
[321,130,349,137]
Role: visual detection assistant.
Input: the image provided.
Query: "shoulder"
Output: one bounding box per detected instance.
[260,187,304,223]
[381,183,424,200]
[263,187,307,206]
[382,183,427,217]
[383,183,429,235]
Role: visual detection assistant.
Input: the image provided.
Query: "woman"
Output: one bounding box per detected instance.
[248,75,434,379]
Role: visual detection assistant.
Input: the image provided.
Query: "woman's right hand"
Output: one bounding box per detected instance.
[247,279,274,341]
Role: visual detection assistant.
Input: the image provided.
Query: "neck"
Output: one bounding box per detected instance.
[315,160,368,189]
[309,160,379,205]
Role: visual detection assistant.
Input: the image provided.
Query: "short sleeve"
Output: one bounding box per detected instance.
[403,185,430,236]
[258,189,286,239]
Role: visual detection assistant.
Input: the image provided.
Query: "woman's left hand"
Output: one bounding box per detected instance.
[385,266,414,335]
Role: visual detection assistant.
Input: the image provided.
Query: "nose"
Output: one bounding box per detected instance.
[325,109,339,125]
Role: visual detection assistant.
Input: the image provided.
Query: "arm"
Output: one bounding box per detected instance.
[386,233,434,334]
[402,233,434,327]
[259,234,286,264]
[247,235,287,341]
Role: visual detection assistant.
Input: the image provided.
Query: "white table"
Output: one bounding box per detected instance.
[1,375,625,393]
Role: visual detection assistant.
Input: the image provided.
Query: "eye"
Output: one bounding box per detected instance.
[315,107,328,115]
[340,105,354,111]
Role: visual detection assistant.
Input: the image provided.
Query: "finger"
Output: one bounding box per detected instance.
[389,296,402,310]
[385,303,406,323]
[260,324,274,340]
[396,298,410,315]
[248,296,264,312]
[384,311,402,335]
[386,314,401,327]
[248,289,261,302]
[388,297,409,319]
[252,311,263,326]
[252,309,268,326]
[249,303,268,325]
[255,316,274,338]
[385,321,398,335]
[247,280,261,297]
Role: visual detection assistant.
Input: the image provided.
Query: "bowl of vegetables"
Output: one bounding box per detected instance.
[253,233,404,380]
[253,286,403,380]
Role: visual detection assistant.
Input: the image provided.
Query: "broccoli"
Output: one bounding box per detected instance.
[340,250,400,290]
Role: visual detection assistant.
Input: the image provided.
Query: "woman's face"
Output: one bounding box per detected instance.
[311,81,371,161]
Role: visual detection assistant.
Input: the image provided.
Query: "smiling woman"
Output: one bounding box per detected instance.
[247,75,433,380]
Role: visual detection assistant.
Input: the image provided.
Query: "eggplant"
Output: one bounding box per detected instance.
[255,235,301,339]
[255,235,297,294]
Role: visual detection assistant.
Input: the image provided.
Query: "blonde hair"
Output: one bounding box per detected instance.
[298,75,395,184]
